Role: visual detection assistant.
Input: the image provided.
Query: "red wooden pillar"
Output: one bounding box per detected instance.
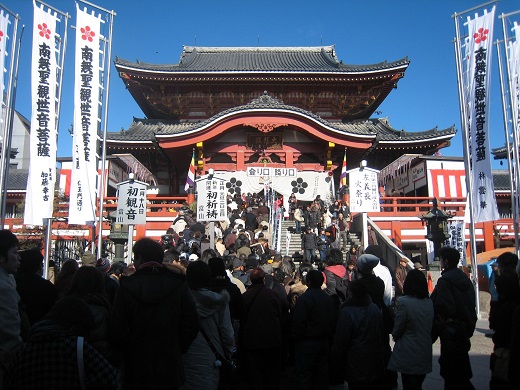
[482,221,495,252]
[286,150,294,168]
[236,150,245,170]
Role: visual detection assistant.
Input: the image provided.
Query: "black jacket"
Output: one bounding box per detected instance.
[301,232,317,250]
[15,272,57,326]
[431,267,477,338]
[292,287,337,343]
[332,294,385,384]
[109,263,200,390]
[240,284,283,350]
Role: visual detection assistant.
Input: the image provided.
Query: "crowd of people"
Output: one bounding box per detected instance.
[1,190,519,389]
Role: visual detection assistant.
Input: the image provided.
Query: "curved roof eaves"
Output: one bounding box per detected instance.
[114,50,409,74]
[107,98,455,144]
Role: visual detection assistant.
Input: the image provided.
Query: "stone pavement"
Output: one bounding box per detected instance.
[281,315,494,390]
[420,315,493,390]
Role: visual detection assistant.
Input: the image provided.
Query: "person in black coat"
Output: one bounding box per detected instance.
[301,227,317,263]
[243,207,258,231]
[208,257,244,334]
[332,279,385,389]
[431,246,477,390]
[292,270,337,390]
[16,248,57,326]
[239,268,284,390]
[109,238,200,390]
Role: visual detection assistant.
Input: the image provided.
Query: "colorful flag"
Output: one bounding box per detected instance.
[24,1,60,225]
[184,150,195,192]
[340,148,347,188]
[462,6,499,223]
[68,4,102,225]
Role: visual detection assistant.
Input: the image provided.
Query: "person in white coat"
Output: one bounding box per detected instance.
[365,245,394,306]
[388,269,434,390]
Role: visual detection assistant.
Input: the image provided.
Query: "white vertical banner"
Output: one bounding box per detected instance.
[463,6,499,223]
[0,10,10,187]
[69,5,102,224]
[24,2,59,225]
[508,23,520,154]
[0,10,9,128]
[444,220,466,266]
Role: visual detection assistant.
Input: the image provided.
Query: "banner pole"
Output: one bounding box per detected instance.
[451,0,497,19]
[496,40,520,255]
[453,12,480,317]
[96,8,115,258]
[0,16,21,226]
[500,14,520,257]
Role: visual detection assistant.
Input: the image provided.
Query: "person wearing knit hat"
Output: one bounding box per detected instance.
[357,253,396,390]
[95,258,111,273]
[356,255,385,309]
[364,245,394,307]
[81,251,96,266]
[231,257,243,270]
[357,254,379,274]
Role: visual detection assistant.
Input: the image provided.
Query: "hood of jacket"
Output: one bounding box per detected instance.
[190,288,230,319]
[325,264,347,279]
[441,267,473,293]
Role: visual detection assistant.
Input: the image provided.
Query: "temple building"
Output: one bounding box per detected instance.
[107,45,456,201]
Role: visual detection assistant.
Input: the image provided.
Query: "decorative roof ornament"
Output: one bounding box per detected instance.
[248,91,285,107]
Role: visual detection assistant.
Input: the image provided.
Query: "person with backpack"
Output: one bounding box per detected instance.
[323,249,348,307]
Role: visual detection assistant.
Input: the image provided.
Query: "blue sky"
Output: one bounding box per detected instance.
[3,0,520,169]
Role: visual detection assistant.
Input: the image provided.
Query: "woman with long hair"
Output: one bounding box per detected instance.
[54,258,79,299]
[67,266,113,363]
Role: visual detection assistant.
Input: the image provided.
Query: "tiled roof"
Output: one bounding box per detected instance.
[7,169,29,191]
[115,45,409,74]
[107,94,455,143]
[493,170,511,191]
[491,145,507,160]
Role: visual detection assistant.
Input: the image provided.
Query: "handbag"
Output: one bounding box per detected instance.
[200,327,237,390]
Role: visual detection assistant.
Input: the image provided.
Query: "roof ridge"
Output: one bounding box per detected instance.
[182,45,336,52]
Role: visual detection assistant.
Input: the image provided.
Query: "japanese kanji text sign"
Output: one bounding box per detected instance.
[196,177,227,221]
[349,168,380,213]
[116,180,147,225]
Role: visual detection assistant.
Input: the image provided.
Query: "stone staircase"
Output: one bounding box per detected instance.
[278,220,362,257]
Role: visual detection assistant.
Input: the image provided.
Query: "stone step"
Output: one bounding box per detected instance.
[276,221,362,256]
